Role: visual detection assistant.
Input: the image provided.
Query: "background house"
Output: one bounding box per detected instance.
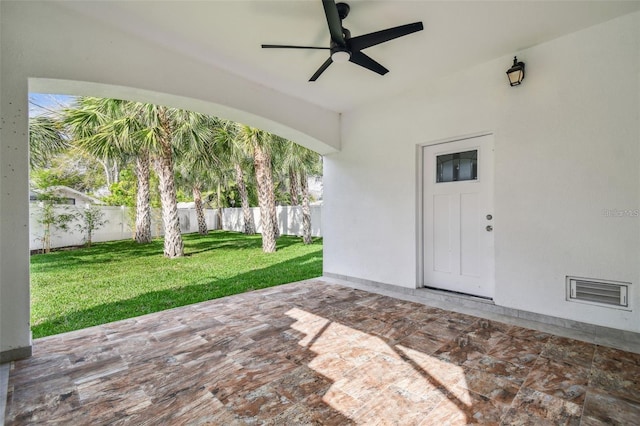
[30,185,104,206]
[1,1,638,362]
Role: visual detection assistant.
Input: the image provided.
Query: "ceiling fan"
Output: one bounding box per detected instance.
[261,0,424,81]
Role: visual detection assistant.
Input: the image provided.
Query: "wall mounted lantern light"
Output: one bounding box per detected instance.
[506,56,525,86]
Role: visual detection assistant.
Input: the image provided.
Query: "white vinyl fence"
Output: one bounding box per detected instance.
[221,205,322,237]
[29,204,321,251]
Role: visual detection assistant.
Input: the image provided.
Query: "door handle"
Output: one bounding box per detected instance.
[486,225,493,232]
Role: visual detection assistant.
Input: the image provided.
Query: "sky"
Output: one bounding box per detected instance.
[28,93,76,117]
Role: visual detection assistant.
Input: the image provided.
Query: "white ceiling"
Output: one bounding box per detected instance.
[61,0,640,113]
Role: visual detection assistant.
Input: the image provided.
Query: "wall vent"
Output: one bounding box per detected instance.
[566,276,630,310]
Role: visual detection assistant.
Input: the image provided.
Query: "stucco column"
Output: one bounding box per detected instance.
[0,16,32,362]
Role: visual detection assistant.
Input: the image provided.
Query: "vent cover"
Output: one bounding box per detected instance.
[567,276,630,310]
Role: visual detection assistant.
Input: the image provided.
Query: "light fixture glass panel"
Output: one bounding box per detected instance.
[436,150,478,183]
[508,70,522,85]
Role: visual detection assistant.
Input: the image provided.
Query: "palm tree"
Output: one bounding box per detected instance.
[288,168,300,206]
[237,125,278,252]
[281,141,322,244]
[210,167,236,231]
[65,97,236,257]
[215,120,256,234]
[136,104,184,257]
[175,114,221,235]
[63,97,126,186]
[299,169,313,244]
[268,137,289,238]
[174,165,210,235]
[133,147,153,243]
[29,114,69,169]
[71,99,212,258]
[64,97,154,244]
[165,107,230,248]
[234,160,256,235]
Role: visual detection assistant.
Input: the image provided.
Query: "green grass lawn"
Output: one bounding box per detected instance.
[30,231,323,339]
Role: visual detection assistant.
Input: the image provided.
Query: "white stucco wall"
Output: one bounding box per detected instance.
[0,1,340,359]
[324,12,640,332]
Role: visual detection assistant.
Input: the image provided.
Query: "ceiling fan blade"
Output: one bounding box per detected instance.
[349,51,389,76]
[322,0,346,47]
[349,22,423,51]
[262,44,330,50]
[309,57,333,81]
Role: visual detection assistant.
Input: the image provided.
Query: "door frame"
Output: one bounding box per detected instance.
[416,131,495,290]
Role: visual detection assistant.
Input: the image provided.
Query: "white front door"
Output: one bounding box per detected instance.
[423,134,494,298]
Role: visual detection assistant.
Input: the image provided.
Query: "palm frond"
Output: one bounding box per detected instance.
[29,114,70,168]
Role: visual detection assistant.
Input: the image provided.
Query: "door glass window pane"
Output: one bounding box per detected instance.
[436,150,477,183]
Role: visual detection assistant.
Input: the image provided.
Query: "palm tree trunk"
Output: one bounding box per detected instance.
[216,182,223,230]
[193,184,208,235]
[289,169,300,205]
[134,149,152,243]
[300,171,312,244]
[155,153,184,257]
[235,162,255,234]
[155,107,184,258]
[253,140,277,253]
[272,201,280,239]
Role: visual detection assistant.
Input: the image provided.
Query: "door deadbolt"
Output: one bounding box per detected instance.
[486,225,493,232]
[486,214,493,220]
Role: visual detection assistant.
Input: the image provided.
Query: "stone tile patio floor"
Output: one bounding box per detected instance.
[3,279,640,425]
